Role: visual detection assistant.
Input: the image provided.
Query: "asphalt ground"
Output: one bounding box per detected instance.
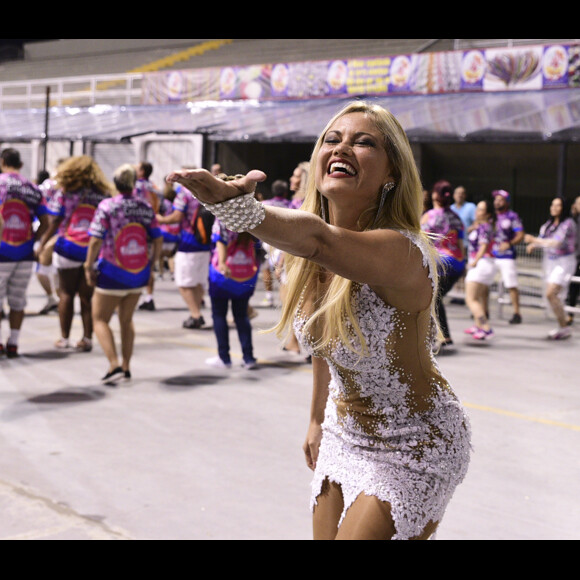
[0,273,579,540]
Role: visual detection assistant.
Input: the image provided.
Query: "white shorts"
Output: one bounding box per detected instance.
[95,286,144,297]
[174,251,209,289]
[495,258,519,289]
[0,261,34,311]
[53,252,83,270]
[465,257,496,286]
[544,255,576,288]
[162,242,177,254]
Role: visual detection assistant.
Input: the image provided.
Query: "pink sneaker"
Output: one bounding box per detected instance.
[472,328,494,341]
[464,325,479,335]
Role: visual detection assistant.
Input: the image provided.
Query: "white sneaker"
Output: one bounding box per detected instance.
[205,356,232,369]
[54,337,70,349]
[39,296,59,314]
[548,327,572,340]
[242,360,258,370]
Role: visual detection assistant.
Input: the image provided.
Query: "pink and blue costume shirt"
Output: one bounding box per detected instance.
[209,220,261,299]
[539,217,577,260]
[39,177,59,204]
[422,207,466,274]
[173,184,210,253]
[134,178,162,213]
[492,210,523,259]
[467,221,494,261]
[159,197,181,245]
[88,194,161,290]
[48,187,108,263]
[0,172,47,262]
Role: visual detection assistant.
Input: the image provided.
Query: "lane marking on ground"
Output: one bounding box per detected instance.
[464,402,580,432]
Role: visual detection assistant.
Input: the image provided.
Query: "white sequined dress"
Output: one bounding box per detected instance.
[294,231,471,540]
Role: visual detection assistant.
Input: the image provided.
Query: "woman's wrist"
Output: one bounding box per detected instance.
[202,193,265,232]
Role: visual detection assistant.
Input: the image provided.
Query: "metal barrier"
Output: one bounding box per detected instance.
[0,73,143,110]
[497,273,580,319]
[448,243,580,319]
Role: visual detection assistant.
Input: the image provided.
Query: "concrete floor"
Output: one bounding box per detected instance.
[0,273,578,540]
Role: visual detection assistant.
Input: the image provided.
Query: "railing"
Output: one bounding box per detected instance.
[497,272,580,319]
[449,243,580,319]
[0,73,143,110]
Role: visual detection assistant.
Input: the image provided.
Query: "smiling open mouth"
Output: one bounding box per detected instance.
[329,162,356,176]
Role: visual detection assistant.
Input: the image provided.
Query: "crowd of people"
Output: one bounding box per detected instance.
[422,180,579,346]
[0,144,578,369]
[0,147,316,382]
[2,101,579,540]
[0,144,579,383]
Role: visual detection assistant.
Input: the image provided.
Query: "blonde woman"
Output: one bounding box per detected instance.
[289,161,310,209]
[167,101,471,541]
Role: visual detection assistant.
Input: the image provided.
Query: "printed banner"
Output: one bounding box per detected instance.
[141,43,580,105]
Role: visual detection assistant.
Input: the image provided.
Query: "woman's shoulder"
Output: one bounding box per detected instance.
[386,228,437,280]
[393,228,431,253]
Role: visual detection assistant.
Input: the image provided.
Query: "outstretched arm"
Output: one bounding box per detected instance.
[166,169,431,307]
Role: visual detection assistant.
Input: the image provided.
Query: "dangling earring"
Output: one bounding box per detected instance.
[320,193,328,223]
[371,181,395,228]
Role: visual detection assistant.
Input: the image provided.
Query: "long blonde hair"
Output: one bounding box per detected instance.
[274,101,440,355]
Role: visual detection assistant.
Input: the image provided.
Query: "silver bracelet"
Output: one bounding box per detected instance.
[202,192,266,232]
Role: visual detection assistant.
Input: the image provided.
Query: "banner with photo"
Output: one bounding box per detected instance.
[141,43,580,105]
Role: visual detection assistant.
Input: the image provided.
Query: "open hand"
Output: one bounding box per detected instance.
[166,168,266,205]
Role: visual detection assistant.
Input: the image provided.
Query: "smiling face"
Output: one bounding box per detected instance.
[315,112,393,223]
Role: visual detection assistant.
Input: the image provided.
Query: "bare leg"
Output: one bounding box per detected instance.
[76,268,94,341]
[57,268,80,339]
[117,292,141,371]
[546,282,568,328]
[313,479,438,540]
[465,281,491,330]
[92,292,122,372]
[312,479,343,540]
[509,287,521,316]
[338,492,438,540]
[8,309,24,331]
[335,493,397,540]
[179,285,203,318]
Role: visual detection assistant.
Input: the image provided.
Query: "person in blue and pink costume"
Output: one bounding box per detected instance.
[464,199,496,341]
[492,189,525,324]
[0,148,49,358]
[421,179,466,350]
[85,164,162,384]
[525,196,577,340]
[206,214,261,370]
[36,166,65,315]
[156,174,212,329]
[37,156,112,352]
